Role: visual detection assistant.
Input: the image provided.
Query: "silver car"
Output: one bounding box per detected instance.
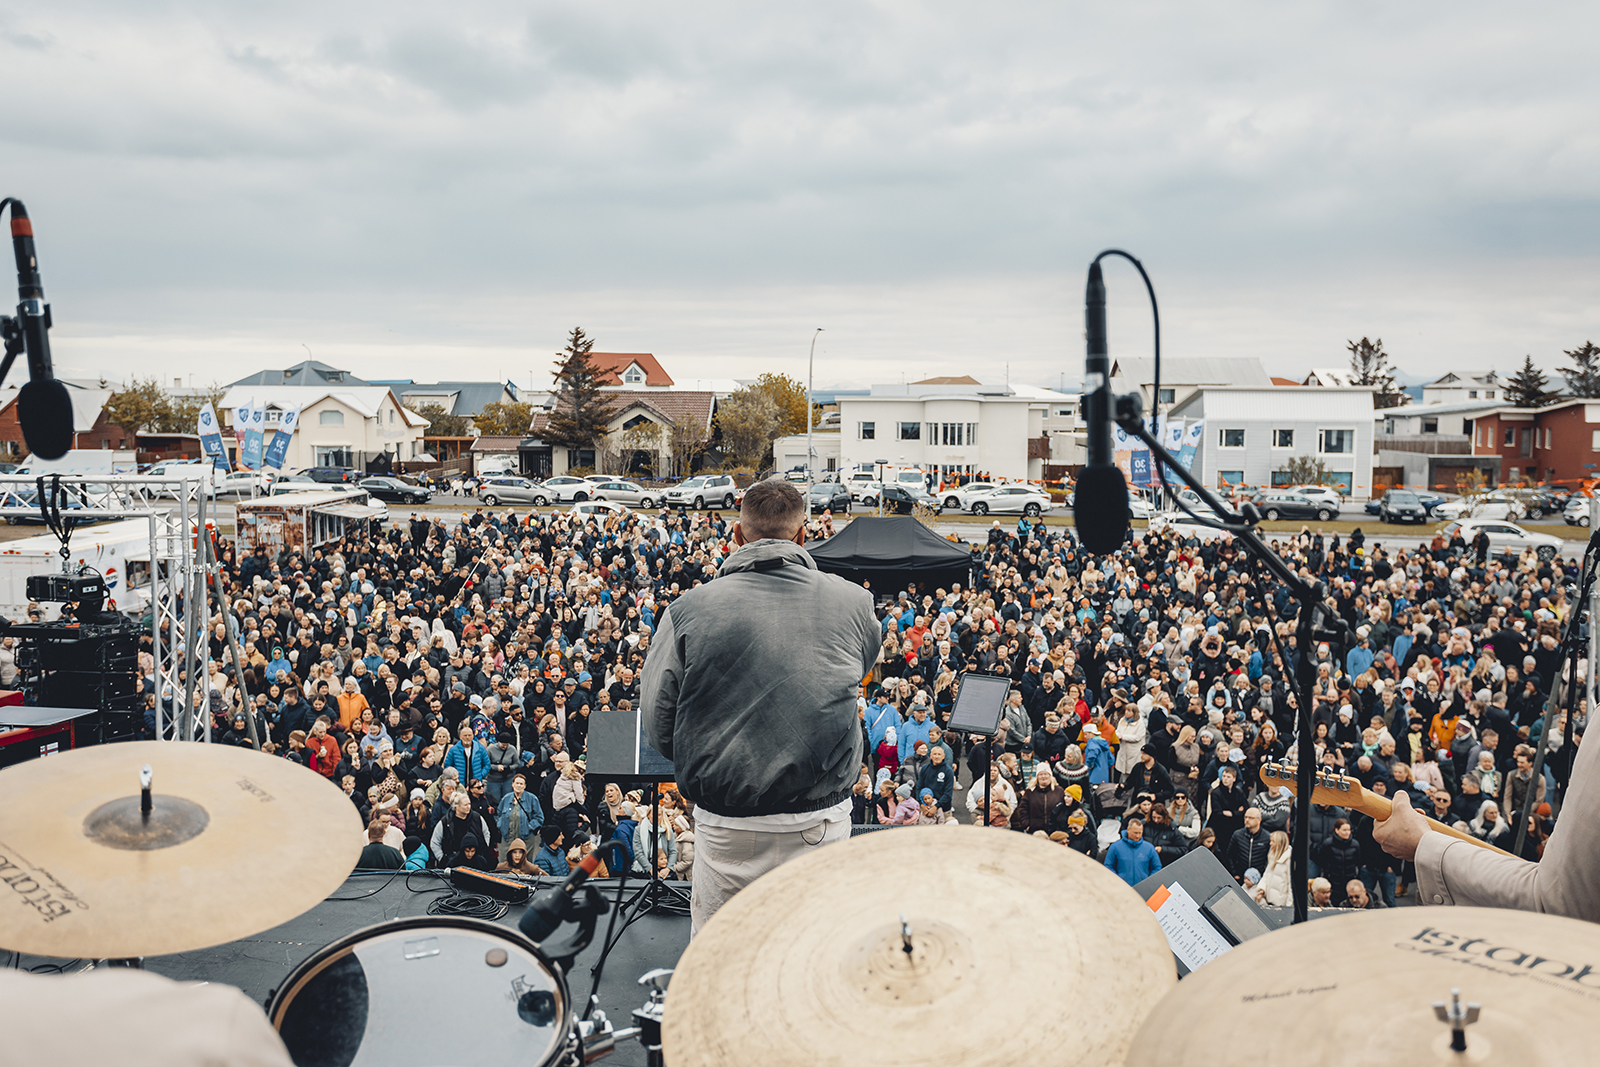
[477,477,548,506]
[665,474,738,509]
[589,480,660,508]
[538,476,595,504]
[968,485,1054,517]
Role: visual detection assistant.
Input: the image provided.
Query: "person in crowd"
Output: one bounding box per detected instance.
[356,818,404,870]
[1104,816,1162,885]
[533,824,570,877]
[497,838,540,876]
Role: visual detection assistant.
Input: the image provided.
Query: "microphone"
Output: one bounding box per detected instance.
[517,839,626,942]
[3,200,71,460]
[1075,260,1129,554]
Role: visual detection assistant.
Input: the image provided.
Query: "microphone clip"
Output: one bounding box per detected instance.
[533,883,609,971]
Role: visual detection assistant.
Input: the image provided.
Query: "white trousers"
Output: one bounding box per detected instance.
[690,816,851,936]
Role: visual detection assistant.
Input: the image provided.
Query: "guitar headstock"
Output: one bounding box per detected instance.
[1258,761,1367,808]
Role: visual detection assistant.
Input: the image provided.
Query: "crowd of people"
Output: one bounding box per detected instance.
[127,495,1582,912]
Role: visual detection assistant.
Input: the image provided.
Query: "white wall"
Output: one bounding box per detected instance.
[1175,387,1377,497]
[837,395,1038,479]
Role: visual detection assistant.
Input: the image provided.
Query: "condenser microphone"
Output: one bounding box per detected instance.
[1075,260,1129,554]
[4,200,72,460]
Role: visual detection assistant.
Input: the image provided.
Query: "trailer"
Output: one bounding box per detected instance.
[235,490,381,555]
[0,519,155,620]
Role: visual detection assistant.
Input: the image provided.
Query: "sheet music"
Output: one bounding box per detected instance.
[1146,882,1233,973]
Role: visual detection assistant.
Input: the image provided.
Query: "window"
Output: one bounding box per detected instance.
[1383,418,1394,435]
[1591,430,1600,452]
[1468,390,1478,399]
[1325,472,1353,495]
[1158,388,1176,404]
[1055,407,1073,417]
[941,423,965,446]
[1318,429,1354,454]
[897,422,920,441]
[1271,429,1294,448]
[1545,428,1553,449]
[316,446,352,467]
[1486,390,1495,399]
[101,439,111,449]
[623,365,645,385]
[1521,430,1533,457]
[1503,426,1515,447]
[319,409,345,427]
[1218,470,1244,489]
[1423,418,1438,434]
[388,409,395,424]
[1219,428,1245,448]
[1270,470,1292,487]
[858,422,875,440]
[967,423,978,444]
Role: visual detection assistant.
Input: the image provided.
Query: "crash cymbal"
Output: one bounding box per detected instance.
[1125,906,1600,1066]
[664,825,1175,1067]
[0,741,362,959]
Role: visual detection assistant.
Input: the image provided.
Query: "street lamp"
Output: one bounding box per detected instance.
[807,327,823,494]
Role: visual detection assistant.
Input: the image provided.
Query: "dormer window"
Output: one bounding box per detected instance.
[623,365,645,385]
[327,371,344,383]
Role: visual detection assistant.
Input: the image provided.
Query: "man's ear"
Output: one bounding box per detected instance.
[732,522,746,546]
[793,522,806,547]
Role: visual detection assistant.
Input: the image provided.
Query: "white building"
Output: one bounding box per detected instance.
[217,385,428,470]
[836,380,1074,481]
[1422,371,1501,407]
[1168,385,1377,497]
[1110,357,1273,413]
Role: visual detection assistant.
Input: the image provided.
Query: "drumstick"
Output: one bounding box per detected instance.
[1258,763,1516,858]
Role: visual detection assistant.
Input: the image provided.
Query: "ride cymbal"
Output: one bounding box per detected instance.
[1125,906,1600,1066]
[664,825,1175,1067]
[0,741,362,959]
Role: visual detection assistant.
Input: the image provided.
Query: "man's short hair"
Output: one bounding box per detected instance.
[739,480,805,541]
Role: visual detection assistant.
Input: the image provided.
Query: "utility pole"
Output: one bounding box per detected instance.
[807,328,823,495]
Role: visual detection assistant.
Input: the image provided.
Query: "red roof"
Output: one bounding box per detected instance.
[589,352,674,387]
[1270,377,1302,387]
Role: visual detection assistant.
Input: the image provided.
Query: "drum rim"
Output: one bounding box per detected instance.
[266,914,572,1038]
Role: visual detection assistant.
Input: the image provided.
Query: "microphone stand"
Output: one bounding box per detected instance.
[1113,396,1347,924]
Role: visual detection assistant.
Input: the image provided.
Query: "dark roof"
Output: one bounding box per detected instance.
[590,352,674,387]
[229,360,368,387]
[531,390,715,436]
[808,517,973,589]
[470,436,523,453]
[396,381,518,416]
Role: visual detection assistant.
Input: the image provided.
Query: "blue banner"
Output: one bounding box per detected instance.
[197,404,228,469]
[263,406,299,470]
[1177,418,1204,473]
[240,401,266,470]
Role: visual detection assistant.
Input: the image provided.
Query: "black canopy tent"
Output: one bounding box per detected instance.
[807,516,974,596]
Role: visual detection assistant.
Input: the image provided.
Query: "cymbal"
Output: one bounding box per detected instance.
[1125,906,1600,1066]
[664,825,1175,1067]
[0,741,363,959]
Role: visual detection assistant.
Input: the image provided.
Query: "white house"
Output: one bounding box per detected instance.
[1168,385,1377,497]
[1110,357,1272,413]
[217,385,428,471]
[837,379,1073,481]
[1422,371,1502,407]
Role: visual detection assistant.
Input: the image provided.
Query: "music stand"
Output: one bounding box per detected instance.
[948,672,1012,825]
[585,709,690,918]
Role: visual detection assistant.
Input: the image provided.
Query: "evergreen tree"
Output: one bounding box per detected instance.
[1506,355,1553,408]
[545,328,617,450]
[1346,337,1406,409]
[1558,341,1600,398]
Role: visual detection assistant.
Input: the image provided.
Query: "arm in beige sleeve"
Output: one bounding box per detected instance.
[1415,732,1600,923]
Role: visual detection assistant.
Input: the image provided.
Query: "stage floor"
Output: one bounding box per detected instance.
[88,872,689,1067]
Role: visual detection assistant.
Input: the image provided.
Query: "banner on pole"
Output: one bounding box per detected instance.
[197,404,229,470]
[240,401,266,470]
[263,406,299,471]
[1177,419,1204,473]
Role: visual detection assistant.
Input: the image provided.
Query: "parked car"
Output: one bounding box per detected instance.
[476,477,548,506]
[1502,487,1563,520]
[1433,493,1523,521]
[1441,518,1563,562]
[858,483,926,515]
[539,476,596,504]
[589,480,660,508]
[967,485,1054,517]
[297,467,361,484]
[1564,495,1592,527]
[569,500,629,520]
[1286,485,1345,510]
[359,476,432,505]
[940,481,1003,509]
[1377,488,1428,524]
[1255,492,1339,522]
[665,474,738,510]
[807,483,852,514]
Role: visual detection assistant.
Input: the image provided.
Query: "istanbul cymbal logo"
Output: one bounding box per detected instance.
[1406,926,1600,991]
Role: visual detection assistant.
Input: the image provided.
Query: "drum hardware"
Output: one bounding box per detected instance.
[629,969,672,1067]
[1433,988,1479,1053]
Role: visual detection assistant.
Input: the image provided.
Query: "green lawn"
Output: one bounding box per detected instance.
[894,510,1584,541]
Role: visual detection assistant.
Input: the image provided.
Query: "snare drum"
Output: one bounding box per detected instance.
[267,916,572,1067]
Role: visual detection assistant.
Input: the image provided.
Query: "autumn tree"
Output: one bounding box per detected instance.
[1346,337,1406,409]
[715,387,780,468]
[545,327,616,451]
[161,382,228,434]
[105,377,172,437]
[667,411,710,476]
[410,402,473,436]
[1505,355,1554,408]
[1558,341,1600,398]
[753,372,810,436]
[474,401,535,436]
[1284,455,1332,485]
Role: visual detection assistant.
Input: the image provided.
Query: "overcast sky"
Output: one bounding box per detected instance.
[4,1,1598,392]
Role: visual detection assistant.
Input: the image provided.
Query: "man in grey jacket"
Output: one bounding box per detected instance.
[642,479,878,935]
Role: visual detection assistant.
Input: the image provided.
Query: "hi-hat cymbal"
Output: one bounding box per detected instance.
[0,741,363,959]
[664,825,1175,1067]
[1125,906,1600,1066]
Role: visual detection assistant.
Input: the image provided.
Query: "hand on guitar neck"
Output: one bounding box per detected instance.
[1257,763,1514,860]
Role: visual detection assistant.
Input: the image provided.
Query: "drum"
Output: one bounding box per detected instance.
[266,916,572,1067]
